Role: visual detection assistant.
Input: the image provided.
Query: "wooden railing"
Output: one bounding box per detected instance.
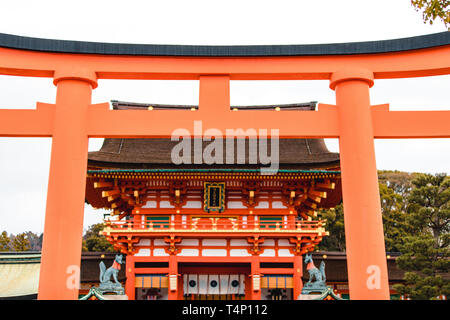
[103,217,327,234]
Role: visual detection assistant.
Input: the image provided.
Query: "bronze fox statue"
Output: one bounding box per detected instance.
[304,253,326,285]
[99,254,123,285]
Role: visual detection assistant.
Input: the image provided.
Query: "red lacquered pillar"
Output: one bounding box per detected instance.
[330,69,390,300]
[38,69,97,299]
[125,255,136,300]
[293,255,303,299]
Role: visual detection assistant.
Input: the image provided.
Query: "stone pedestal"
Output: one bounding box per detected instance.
[298,294,320,300]
[102,295,128,300]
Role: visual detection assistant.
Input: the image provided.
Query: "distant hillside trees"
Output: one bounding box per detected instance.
[0,231,39,252]
[0,231,10,251]
[1,224,116,253]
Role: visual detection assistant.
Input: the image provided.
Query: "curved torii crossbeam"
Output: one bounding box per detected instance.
[0,32,449,300]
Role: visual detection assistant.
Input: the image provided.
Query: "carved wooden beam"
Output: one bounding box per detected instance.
[164,235,182,255]
[94,181,114,189]
[102,189,120,197]
[315,180,336,190]
[242,181,260,208]
[309,190,327,198]
[246,236,265,255]
[107,194,120,202]
[169,181,187,206]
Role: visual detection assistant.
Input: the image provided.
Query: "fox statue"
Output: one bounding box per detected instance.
[99,254,123,286]
[304,253,326,286]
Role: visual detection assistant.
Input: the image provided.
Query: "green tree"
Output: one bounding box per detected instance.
[318,172,414,252]
[394,173,450,299]
[406,173,450,244]
[10,233,31,251]
[318,204,346,252]
[411,0,450,29]
[0,231,11,251]
[379,183,412,252]
[82,223,116,252]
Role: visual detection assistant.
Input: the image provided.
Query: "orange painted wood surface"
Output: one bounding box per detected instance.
[334,73,390,300]
[0,35,448,300]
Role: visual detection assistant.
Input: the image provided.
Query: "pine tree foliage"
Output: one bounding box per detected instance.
[10,233,31,251]
[0,231,11,251]
[379,182,413,252]
[393,173,450,299]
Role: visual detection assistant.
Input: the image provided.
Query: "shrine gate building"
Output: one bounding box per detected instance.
[85,101,342,300]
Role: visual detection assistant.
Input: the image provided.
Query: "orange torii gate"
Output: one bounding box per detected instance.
[0,32,449,300]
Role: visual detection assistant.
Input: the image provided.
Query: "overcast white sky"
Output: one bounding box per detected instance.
[0,0,448,235]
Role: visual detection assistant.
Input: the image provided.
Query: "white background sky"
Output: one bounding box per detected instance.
[0,0,448,235]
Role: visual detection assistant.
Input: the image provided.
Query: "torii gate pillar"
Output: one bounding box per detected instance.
[331,69,390,300]
[38,70,97,299]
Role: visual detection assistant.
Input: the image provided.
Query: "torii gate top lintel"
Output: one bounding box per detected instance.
[0,31,449,57]
[0,32,449,81]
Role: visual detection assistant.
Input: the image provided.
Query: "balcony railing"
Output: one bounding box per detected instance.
[102,218,328,236]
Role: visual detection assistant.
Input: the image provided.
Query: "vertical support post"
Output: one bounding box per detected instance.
[173,213,182,229]
[198,75,230,114]
[168,254,178,300]
[125,255,135,300]
[250,256,261,300]
[38,69,97,300]
[330,69,390,300]
[293,255,303,299]
[194,75,230,164]
[177,268,184,300]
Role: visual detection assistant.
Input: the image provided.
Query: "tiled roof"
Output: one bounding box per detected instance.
[88,101,340,170]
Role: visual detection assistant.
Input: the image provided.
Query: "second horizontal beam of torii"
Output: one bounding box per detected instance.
[1,102,449,139]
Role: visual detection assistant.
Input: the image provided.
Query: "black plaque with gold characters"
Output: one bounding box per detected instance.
[203,182,225,213]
